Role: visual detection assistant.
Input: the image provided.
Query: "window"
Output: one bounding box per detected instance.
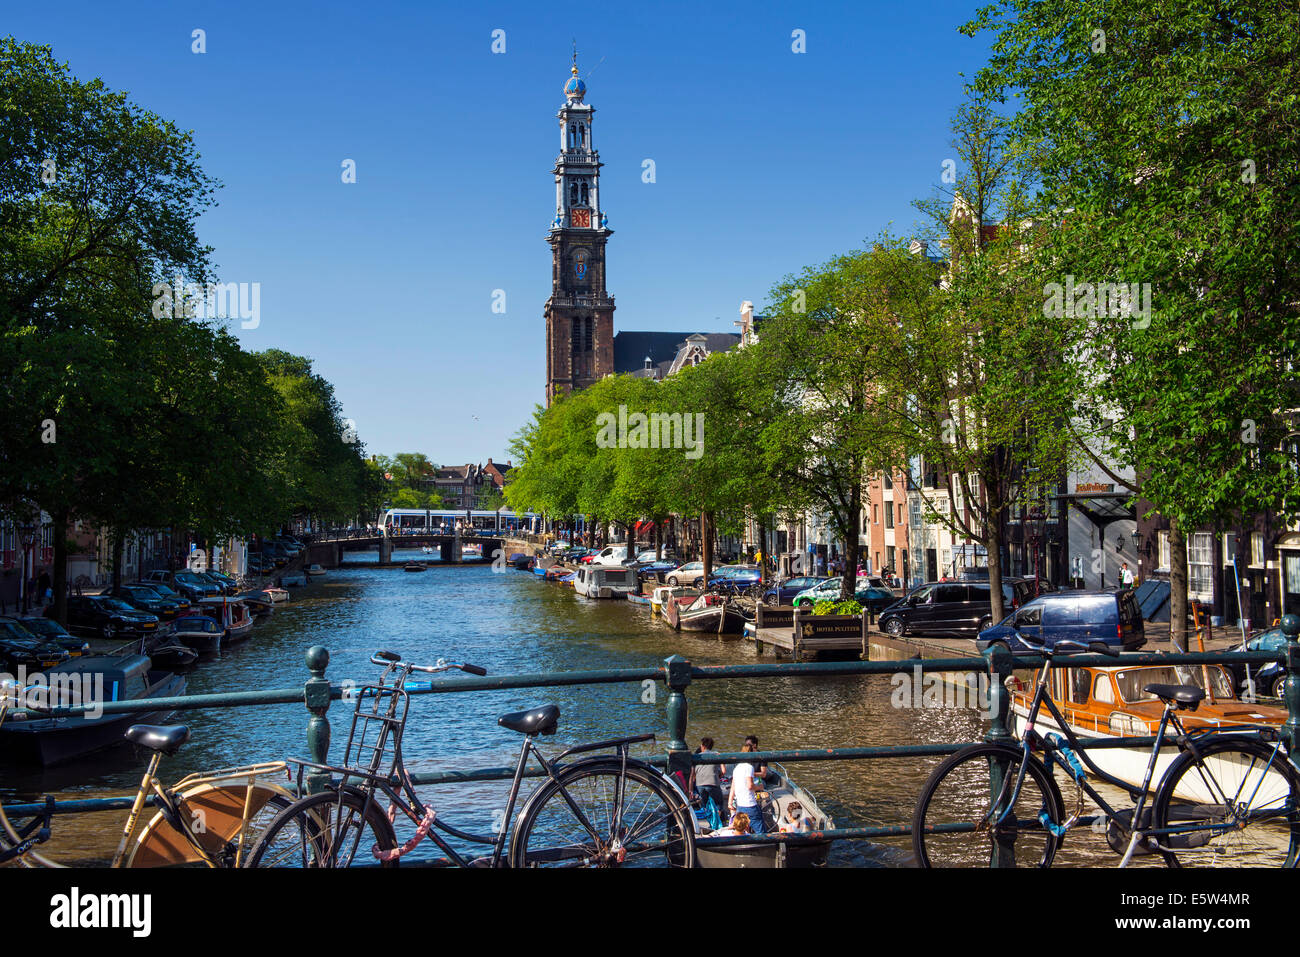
[884,475,893,490]
[1157,530,1171,570]
[577,123,585,147]
[1188,532,1213,597]
[873,505,879,525]
[885,506,893,529]
[1224,532,1237,564]
[887,546,895,569]
[1093,675,1115,704]
[580,181,589,204]
[898,505,904,526]
[569,181,578,205]
[1251,532,1265,566]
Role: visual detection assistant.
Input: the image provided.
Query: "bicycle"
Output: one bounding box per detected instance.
[245,650,697,868]
[0,691,293,867]
[911,637,1300,867]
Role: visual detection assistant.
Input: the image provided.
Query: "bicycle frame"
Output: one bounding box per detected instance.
[298,657,661,867]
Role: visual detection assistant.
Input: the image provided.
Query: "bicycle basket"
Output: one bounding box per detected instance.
[341,681,410,780]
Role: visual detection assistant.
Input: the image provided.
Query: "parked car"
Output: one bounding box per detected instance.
[12,617,91,657]
[635,560,679,582]
[196,570,239,595]
[0,620,71,672]
[106,584,187,620]
[666,562,705,587]
[142,569,218,601]
[588,545,630,566]
[878,580,1031,639]
[707,565,763,595]
[761,576,830,606]
[131,581,191,608]
[1227,624,1290,697]
[975,590,1146,653]
[60,595,161,639]
[635,548,675,564]
[791,578,895,612]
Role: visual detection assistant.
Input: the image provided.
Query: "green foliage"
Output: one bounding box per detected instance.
[813,599,862,616]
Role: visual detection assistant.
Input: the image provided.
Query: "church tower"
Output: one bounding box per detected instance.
[544,56,615,404]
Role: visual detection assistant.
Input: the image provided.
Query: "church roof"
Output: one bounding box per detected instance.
[612,331,741,377]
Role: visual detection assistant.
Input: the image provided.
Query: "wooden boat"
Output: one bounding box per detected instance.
[664,593,748,635]
[1009,660,1291,805]
[651,585,700,618]
[543,565,570,582]
[236,590,275,616]
[627,592,653,606]
[573,565,637,599]
[197,598,254,643]
[305,564,327,577]
[694,763,834,869]
[263,587,289,604]
[170,615,224,655]
[403,562,428,572]
[0,654,186,766]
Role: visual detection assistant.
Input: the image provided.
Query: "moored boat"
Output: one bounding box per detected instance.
[664,593,748,635]
[651,585,700,618]
[572,564,637,599]
[170,614,224,655]
[1009,660,1290,804]
[197,598,254,644]
[0,654,186,766]
[305,564,327,577]
[403,562,428,573]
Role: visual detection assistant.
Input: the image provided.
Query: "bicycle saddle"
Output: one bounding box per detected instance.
[124,724,192,754]
[1143,684,1205,710]
[498,704,560,736]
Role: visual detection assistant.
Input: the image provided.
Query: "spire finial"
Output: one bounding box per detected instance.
[572,39,578,74]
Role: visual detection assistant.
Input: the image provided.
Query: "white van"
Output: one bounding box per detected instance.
[589,545,629,566]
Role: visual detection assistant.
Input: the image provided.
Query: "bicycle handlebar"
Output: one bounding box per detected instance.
[369,651,488,676]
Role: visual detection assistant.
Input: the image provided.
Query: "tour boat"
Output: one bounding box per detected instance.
[462,543,483,559]
[1009,660,1291,805]
[572,565,637,599]
[0,654,186,766]
[692,763,835,869]
[664,593,748,635]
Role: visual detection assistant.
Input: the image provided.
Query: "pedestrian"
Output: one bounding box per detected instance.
[1119,562,1135,588]
[690,737,727,816]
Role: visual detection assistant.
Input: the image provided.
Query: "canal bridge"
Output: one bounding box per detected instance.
[304,533,510,567]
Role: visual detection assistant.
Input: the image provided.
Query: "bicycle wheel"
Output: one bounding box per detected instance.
[1151,736,1300,867]
[127,785,294,868]
[509,760,696,868]
[245,788,397,868]
[913,743,1064,868]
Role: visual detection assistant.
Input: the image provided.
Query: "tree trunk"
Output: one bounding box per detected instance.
[1169,519,1189,651]
[702,511,714,581]
[112,530,125,590]
[842,483,862,600]
[50,508,69,625]
[626,523,637,564]
[654,520,662,561]
[986,516,1005,624]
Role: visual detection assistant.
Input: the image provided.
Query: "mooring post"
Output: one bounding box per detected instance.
[664,655,692,786]
[1282,615,1300,763]
[304,645,332,795]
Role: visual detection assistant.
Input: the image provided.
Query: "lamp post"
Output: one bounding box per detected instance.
[18,521,36,614]
[1131,527,1143,585]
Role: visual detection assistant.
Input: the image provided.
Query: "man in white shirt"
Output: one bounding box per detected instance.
[728,737,766,834]
[1119,562,1134,588]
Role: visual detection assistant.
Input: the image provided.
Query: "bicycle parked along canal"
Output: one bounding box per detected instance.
[246,650,697,868]
[912,636,1300,867]
[0,686,294,867]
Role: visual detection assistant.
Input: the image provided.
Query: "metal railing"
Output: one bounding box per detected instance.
[6,634,1300,856]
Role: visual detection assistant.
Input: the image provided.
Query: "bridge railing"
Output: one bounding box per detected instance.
[5,627,1300,860]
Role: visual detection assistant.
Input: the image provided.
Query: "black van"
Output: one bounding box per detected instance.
[975,589,1146,653]
[878,580,1032,638]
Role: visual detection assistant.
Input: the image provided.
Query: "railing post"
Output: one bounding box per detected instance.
[304,645,331,795]
[1282,615,1300,762]
[663,655,692,786]
[982,640,1017,866]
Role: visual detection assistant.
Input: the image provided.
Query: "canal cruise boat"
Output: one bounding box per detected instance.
[1008,658,1290,802]
[693,764,835,868]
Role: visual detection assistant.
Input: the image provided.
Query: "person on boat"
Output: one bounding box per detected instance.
[690,737,727,815]
[779,801,813,834]
[712,811,752,837]
[728,737,767,834]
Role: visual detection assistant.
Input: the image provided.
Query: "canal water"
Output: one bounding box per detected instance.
[2,550,1137,866]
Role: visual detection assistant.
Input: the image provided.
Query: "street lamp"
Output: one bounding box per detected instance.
[18,521,37,614]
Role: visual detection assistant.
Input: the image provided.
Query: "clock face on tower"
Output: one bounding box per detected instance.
[570,208,591,228]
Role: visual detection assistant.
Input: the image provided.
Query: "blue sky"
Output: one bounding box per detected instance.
[9,0,994,463]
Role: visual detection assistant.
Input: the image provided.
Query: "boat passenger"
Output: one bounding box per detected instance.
[779,801,813,834]
[712,812,751,838]
[729,738,767,835]
[690,737,727,814]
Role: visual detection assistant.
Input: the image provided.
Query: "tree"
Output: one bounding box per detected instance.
[965,0,1300,642]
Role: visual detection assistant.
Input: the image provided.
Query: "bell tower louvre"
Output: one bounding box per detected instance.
[544,54,615,404]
